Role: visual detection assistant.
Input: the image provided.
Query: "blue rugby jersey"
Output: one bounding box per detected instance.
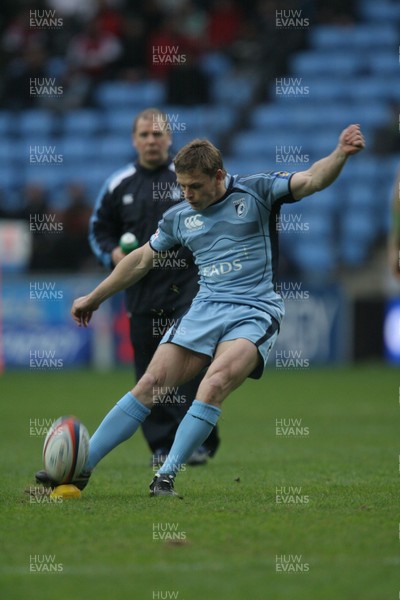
[149,171,299,322]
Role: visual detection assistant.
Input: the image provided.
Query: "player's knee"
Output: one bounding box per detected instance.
[201,371,230,404]
[134,369,167,402]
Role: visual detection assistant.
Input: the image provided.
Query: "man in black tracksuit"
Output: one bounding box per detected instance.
[89,107,220,465]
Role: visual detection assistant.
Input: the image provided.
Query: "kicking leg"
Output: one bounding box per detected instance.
[154,339,259,486]
[196,338,259,406]
[87,343,209,470]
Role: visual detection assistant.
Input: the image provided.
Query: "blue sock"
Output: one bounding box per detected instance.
[158,400,221,477]
[86,392,150,470]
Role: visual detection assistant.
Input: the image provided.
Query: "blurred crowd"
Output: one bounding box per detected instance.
[0,0,357,272]
[0,0,357,110]
[0,181,96,271]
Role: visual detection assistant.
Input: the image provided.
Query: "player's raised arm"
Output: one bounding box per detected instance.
[71,242,155,327]
[290,124,365,200]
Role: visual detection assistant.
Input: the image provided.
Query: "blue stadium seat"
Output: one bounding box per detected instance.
[231,133,283,160]
[293,240,336,272]
[301,131,339,156]
[0,140,15,162]
[346,182,377,211]
[59,137,98,162]
[96,135,133,162]
[103,110,135,134]
[24,165,66,190]
[7,134,62,170]
[283,208,333,237]
[300,188,341,213]
[345,78,400,102]
[308,25,350,49]
[274,102,388,129]
[251,105,291,129]
[268,92,389,127]
[290,51,365,76]
[61,162,120,195]
[136,80,166,105]
[350,26,398,48]
[171,130,216,149]
[232,130,308,159]
[310,24,398,49]
[340,239,369,266]
[358,0,400,23]
[0,112,13,136]
[298,78,350,102]
[374,155,400,183]
[96,81,165,109]
[197,105,236,134]
[224,158,271,176]
[160,105,235,138]
[368,52,400,76]
[12,137,60,166]
[0,166,18,191]
[159,106,202,136]
[15,110,56,137]
[344,156,381,180]
[199,51,233,78]
[341,209,376,243]
[62,110,103,136]
[211,73,255,107]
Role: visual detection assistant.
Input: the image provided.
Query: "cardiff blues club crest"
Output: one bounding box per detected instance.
[233,198,248,218]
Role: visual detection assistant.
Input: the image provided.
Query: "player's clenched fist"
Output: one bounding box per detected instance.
[71,295,99,327]
[338,124,365,156]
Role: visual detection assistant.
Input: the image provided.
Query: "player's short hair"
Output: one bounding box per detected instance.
[132,107,170,134]
[174,139,226,177]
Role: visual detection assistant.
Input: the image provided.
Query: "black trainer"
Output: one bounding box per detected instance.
[35,469,91,491]
[149,474,181,498]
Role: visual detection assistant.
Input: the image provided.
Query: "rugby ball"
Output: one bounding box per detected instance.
[43,416,89,484]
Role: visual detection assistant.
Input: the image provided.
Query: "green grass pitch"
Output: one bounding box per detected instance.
[0,364,398,600]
